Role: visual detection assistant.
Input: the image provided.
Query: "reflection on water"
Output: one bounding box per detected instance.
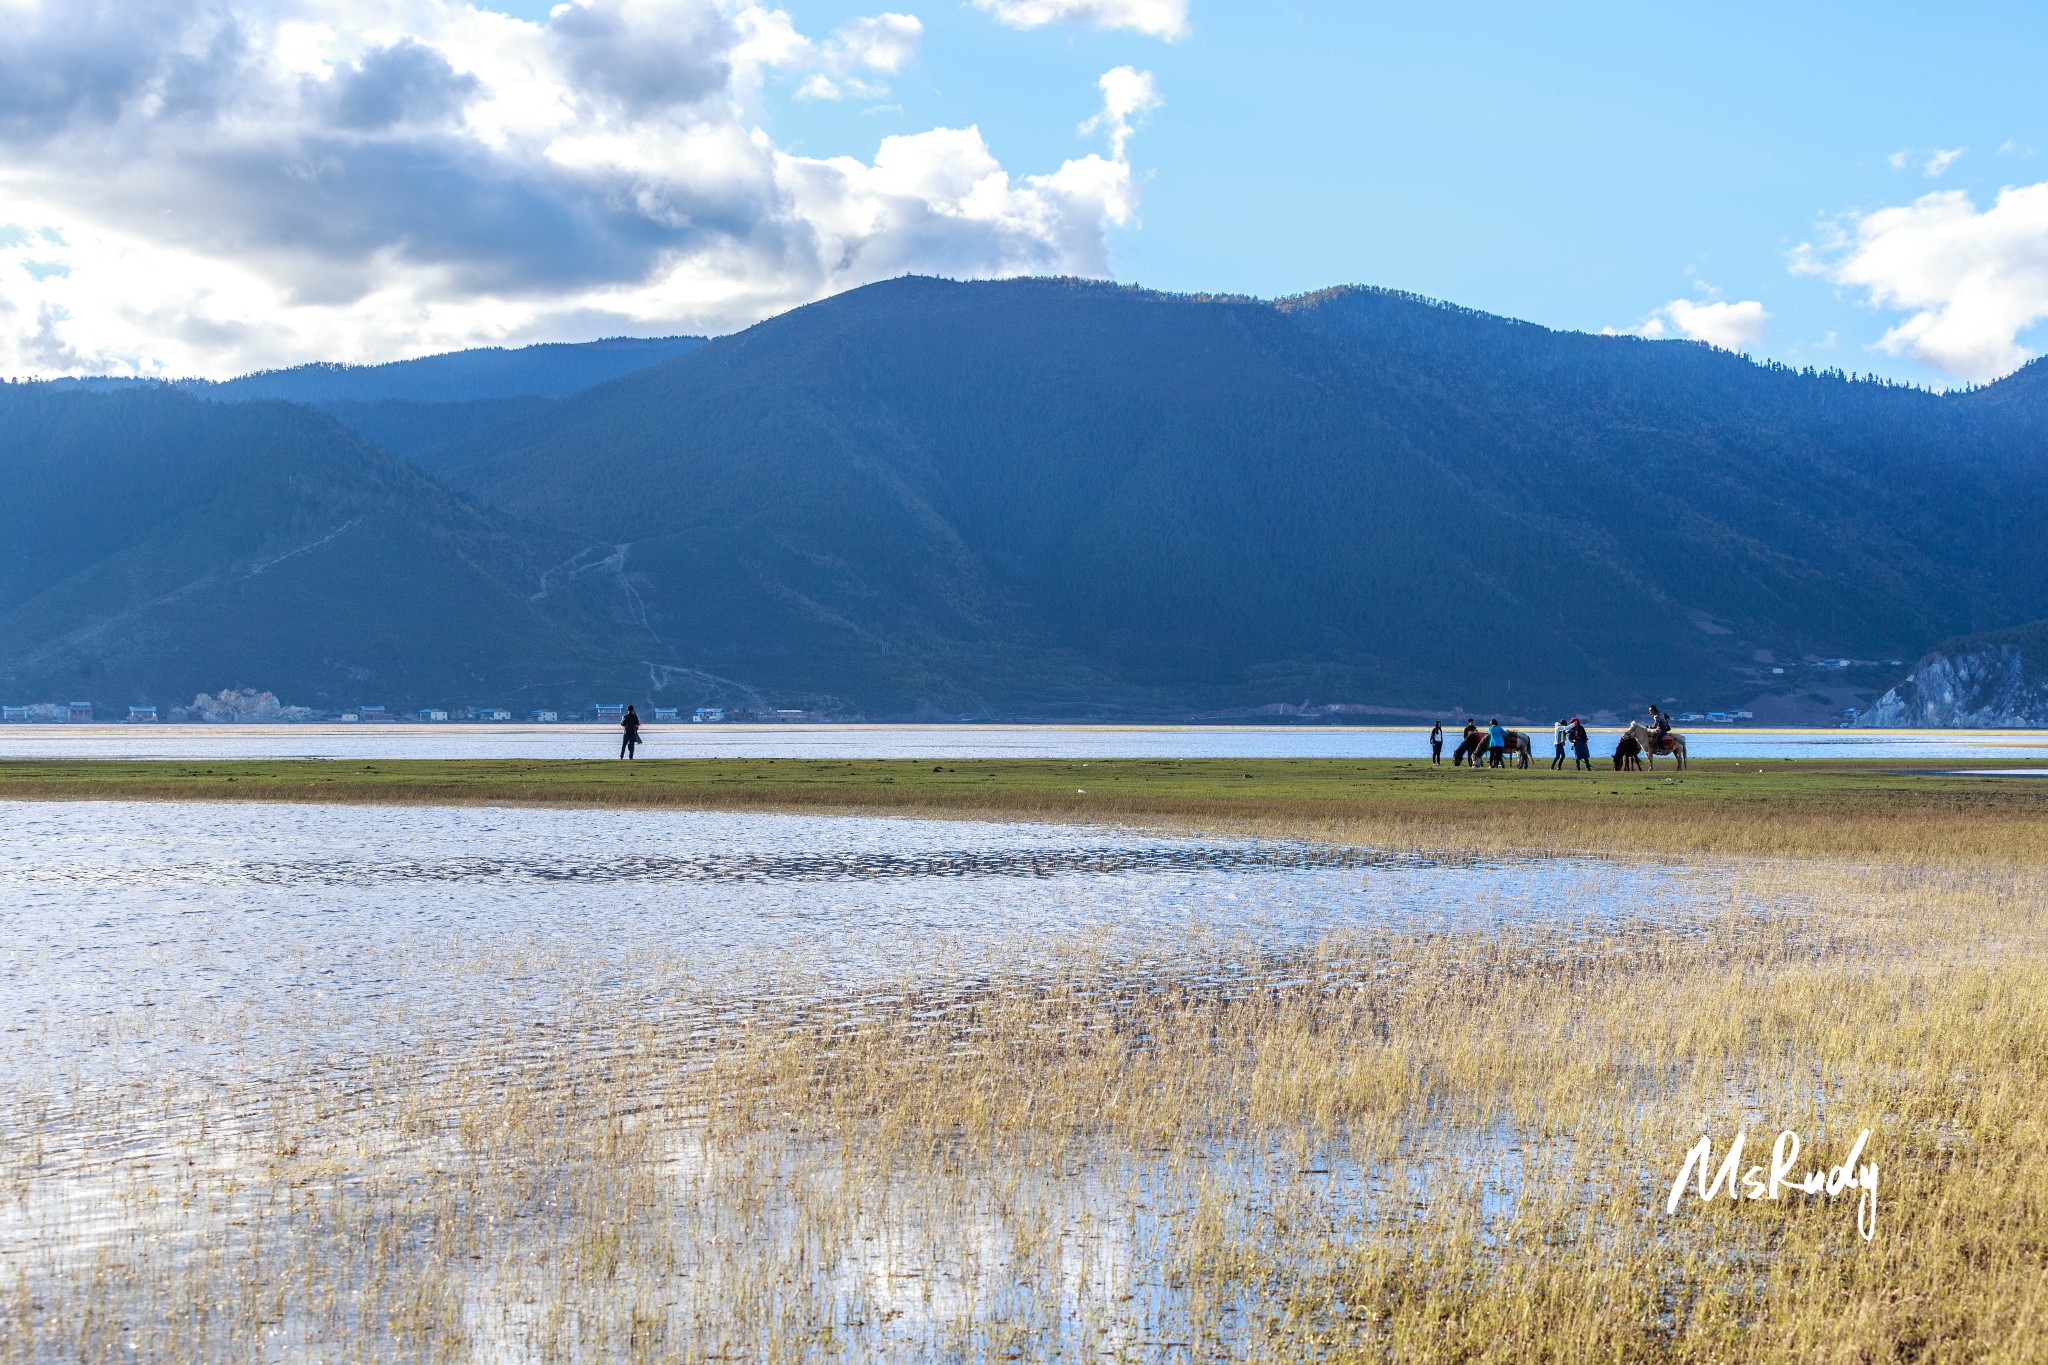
[1,720,2044,761]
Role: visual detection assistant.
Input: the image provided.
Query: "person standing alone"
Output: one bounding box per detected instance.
[1551,719,1567,770]
[1430,721,1444,766]
[620,703,642,759]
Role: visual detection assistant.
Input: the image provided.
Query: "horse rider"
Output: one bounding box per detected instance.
[1487,718,1507,768]
[1648,705,1672,755]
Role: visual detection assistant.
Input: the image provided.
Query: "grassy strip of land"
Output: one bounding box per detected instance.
[3,755,2045,860]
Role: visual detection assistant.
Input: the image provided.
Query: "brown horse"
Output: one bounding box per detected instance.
[1454,729,1533,769]
[1613,733,1645,770]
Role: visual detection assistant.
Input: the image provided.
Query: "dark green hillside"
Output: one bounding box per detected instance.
[427,277,2048,718]
[1963,355,2048,418]
[199,335,707,403]
[312,395,554,461]
[0,387,642,711]
[9,278,2047,720]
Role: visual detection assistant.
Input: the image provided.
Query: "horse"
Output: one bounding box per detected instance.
[1453,728,1532,769]
[1613,733,1645,770]
[1622,720,1688,770]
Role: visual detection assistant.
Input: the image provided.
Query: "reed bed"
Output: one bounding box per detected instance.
[3,851,2044,1361]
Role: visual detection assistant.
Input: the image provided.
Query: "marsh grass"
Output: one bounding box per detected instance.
[4,852,2045,1361]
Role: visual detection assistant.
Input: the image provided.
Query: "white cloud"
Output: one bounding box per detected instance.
[1793,183,2048,382]
[1630,298,1770,351]
[0,0,1149,378]
[972,0,1188,40]
[1923,146,1965,177]
[1078,65,1159,160]
[827,13,920,72]
[1888,149,1911,171]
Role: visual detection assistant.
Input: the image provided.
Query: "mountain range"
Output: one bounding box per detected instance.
[4,277,2046,722]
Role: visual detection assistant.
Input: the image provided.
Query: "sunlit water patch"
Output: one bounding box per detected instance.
[0,800,1771,1094]
[0,800,1859,1360]
[3,720,2045,760]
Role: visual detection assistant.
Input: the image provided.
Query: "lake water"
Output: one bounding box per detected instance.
[1,721,2043,761]
[0,800,1781,1097]
[0,801,1835,1357]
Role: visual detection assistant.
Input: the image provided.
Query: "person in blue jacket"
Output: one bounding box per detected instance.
[1487,718,1507,768]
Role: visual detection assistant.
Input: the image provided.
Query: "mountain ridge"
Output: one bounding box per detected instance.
[41,334,708,404]
[5,276,2045,720]
[416,276,2047,718]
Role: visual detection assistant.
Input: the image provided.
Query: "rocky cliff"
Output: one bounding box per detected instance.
[1859,620,2048,728]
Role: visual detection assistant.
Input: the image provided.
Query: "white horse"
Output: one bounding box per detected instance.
[1622,720,1687,770]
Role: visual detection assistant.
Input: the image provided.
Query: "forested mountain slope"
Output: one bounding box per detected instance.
[1963,355,2048,419]
[8,278,2044,719]
[421,277,2048,718]
[0,387,641,710]
[45,335,710,470]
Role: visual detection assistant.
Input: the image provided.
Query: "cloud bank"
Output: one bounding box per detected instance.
[0,0,1155,377]
[1796,182,2048,382]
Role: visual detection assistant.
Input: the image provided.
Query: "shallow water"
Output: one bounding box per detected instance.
[0,800,1768,1095]
[2,721,2043,761]
[0,802,1833,1359]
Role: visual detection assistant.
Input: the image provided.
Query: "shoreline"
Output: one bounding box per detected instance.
[6,755,2045,862]
[3,721,2045,735]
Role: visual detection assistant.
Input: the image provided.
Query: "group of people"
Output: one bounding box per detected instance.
[1549,717,1594,770]
[1425,717,1590,769]
[1428,705,1674,770]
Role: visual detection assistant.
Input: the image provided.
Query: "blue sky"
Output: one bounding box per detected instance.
[2,0,2042,383]
[722,0,2048,386]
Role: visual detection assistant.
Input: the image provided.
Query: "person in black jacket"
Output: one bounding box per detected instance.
[1429,721,1444,765]
[620,704,642,759]
[1649,705,1672,755]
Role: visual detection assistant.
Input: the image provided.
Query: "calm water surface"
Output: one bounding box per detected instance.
[0,800,1828,1357]
[1,721,2043,760]
[0,800,1780,1091]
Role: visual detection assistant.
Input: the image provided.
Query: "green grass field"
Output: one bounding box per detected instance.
[5,755,2044,859]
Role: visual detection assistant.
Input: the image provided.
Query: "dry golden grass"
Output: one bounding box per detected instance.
[4,845,2045,1361]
